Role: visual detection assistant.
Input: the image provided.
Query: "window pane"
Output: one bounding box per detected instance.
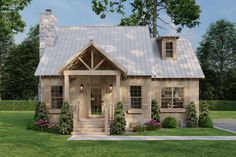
[51,86,63,109]
[130,86,142,108]
[166,50,173,57]
[166,42,173,49]
[161,87,172,108]
[173,87,184,108]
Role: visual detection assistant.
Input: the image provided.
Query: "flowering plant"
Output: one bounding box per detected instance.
[35,119,50,128]
[144,119,160,131]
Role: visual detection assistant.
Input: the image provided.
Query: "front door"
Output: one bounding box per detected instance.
[90,88,103,117]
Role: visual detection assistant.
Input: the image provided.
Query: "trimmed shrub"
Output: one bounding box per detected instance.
[144,119,160,131]
[206,100,236,111]
[0,100,35,111]
[151,99,160,121]
[186,102,198,128]
[36,102,48,121]
[58,102,73,135]
[34,101,41,120]
[162,117,177,128]
[133,124,146,132]
[110,102,126,135]
[199,115,213,128]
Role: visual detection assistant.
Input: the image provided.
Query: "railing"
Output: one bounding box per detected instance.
[72,102,79,134]
[104,104,109,133]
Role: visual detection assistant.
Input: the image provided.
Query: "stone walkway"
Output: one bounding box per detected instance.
[68,135,236,141]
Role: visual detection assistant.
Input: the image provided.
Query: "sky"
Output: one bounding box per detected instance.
[15,0,236,50]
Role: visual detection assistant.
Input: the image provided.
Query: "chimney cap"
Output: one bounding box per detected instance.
[45,9,52,14]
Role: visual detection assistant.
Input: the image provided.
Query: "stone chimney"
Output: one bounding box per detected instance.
[39,9,57,58]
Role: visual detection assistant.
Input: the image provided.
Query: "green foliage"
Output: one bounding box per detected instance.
[151,99,160,121]
[197,19,236,100]
[0,100,35,111]
[26,120,59,134]
[36,102,48,121]
[1,25,39,100]
[199,101,209,121]
[162,117,177,128]
[206,100,236,111]
[199,115,213,128]
[92,0,201,36]
[34,101,41,120]
[110,101,126,135]
[186,102,198,128]
[133,124,146,133]
[58,102,73,135]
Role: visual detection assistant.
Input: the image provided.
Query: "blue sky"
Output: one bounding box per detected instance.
[15,0,236,50]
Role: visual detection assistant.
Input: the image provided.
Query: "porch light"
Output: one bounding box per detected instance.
[109,83,113,92]
[80,84,84,93]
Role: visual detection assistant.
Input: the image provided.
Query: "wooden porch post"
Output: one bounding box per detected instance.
[116,74,121,102]
[64,75,69,102]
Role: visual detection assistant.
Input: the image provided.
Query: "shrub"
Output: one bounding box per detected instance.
[133,124,146,132]
[162,117,177,128]
[151,99,160,121]
[206,100,236,111]
[34,101,41,120]
[110,102,126,135]
[186,102,198,128]
[199,101,210,127]
[36,102,48,121]
[199,115,213,128]
[0,100,35,111]
[144,119,160,131]
[58,102,73,135]
[26,121,59,133]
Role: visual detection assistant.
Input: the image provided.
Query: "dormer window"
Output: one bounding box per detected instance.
[166,42,173,58]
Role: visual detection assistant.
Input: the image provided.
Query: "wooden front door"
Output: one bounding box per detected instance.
[90,87,103,117]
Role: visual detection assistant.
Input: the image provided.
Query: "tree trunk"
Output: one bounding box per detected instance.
[152,0,158,37]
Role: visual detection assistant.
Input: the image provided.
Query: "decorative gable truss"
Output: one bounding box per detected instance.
[58,42,127,75]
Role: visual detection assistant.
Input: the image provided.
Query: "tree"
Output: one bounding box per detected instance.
[58,102,73,135]
[1,25,39,100]
[151,99,160,121]
[92,0,201,37]
[186,102,198,128]
[110,101,126,135]
[197,19,236,100]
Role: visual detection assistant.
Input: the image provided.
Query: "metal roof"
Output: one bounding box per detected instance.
[35,26,204,78]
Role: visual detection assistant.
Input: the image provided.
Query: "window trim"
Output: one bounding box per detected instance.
[130,85,142,109]
[51,85,63,109]
[161,87,184,109]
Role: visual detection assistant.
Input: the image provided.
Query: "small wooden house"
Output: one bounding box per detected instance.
[35,9,204,135]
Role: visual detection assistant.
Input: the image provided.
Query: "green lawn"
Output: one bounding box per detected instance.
[210,111,236,119]
[127,128,236,136]
[1,111,236,157]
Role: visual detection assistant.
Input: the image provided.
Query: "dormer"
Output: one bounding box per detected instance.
[158,36,179,60]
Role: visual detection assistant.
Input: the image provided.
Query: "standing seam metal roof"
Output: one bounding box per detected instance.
[35,26,204,78]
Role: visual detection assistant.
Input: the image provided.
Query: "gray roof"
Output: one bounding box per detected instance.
[35,26,204,78]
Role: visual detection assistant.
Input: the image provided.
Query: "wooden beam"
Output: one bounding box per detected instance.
[94,58,105,70]
[91,50,94,69]
[64,75,69,102]
[78,57,91,70]
[116,74,121,102]
[64,70,121,76]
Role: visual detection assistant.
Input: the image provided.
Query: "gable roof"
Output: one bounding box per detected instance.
[35,26,204,78]
[58,41,127,74]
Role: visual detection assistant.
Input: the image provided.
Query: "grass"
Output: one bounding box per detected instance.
[0,111,236,157]
[210,111,236,119]
[127,128,236,136]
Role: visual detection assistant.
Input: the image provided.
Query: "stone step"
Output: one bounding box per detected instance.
[79,121,104,128]
[77,127,104,132]
[76,132,109,136]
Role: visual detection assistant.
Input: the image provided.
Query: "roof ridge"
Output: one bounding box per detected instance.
[58,26,148,28]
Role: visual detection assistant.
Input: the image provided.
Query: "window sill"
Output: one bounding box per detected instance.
[127,109,143,114]
[160,108,186,113]
[48,109,61,114]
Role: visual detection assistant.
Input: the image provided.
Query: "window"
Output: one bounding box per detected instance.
[51,86,63,109]
[165,42,173,58]
[130,86,142,109]
[161,87,184,108]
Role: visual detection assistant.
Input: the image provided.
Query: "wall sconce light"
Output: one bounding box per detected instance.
[80,84,84,93]
[109,83,113,92]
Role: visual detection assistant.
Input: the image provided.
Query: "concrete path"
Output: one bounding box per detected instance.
[213,119,236,133]
[68,135,236,141]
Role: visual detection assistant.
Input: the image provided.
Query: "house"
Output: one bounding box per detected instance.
[35,9,204,135]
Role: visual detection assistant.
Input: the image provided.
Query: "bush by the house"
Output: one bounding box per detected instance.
[186,102,198,128]
[36,102,48,121]
[144,119,160,131]
[0,100,35,111]
[58,102,73,135]
[26,120,59,133]
[151,99,160,121]
[34,101,41,120]
[206,100,236,111]
[110,102,126,135]
[133,124,146,132]
[199,115,213,128]
[162,117,177,128]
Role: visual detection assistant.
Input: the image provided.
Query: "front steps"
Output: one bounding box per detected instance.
[74,118,110,135]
